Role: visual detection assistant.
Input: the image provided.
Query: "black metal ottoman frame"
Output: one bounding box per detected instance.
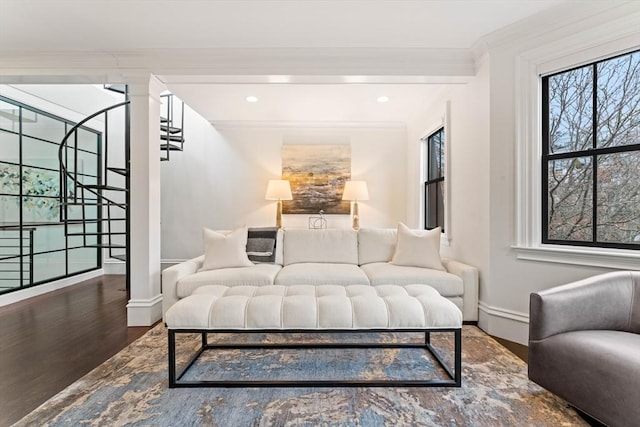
[168,327,462,388]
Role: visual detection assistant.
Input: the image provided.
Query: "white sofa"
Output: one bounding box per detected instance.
[162,227,479,322]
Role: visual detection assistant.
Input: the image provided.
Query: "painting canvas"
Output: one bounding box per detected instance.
[282,145,351,214]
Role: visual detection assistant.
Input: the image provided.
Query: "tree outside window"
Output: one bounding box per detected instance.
[424,127,445,231]
[543,49,640,249]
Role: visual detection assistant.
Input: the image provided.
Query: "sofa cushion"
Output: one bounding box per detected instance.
[283,229,359,265]
[176,263,281,298]
[200,226,253,271]
[275,263,370,286]
[360,262,463,297]
[358,228,397,265]
[390,223,445,271]
[247,227,278,263]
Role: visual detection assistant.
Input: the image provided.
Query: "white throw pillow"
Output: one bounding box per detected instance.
[199,226,254,271]
[390,223,445,271]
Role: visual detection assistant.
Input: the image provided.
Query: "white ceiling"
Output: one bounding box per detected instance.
[0,0,596,123]
[1,0,569,51]
[169,83,453,124]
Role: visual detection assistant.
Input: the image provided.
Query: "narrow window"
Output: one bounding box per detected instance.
[424,127,445,231]
[542,49,640,249]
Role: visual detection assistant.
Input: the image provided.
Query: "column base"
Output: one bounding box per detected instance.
[127,294,163,326]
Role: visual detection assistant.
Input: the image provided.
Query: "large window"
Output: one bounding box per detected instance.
[424,127,445,231]
[542,50,640,249]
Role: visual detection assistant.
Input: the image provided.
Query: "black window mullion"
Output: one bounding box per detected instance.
[541,76,550,243]
[18,107,24,289]
[592,63,598,245]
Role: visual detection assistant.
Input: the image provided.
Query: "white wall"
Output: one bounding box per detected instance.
[402,3,640,345]
[160,107,408,261]
[478,8,640,344]
[405,59,491,321]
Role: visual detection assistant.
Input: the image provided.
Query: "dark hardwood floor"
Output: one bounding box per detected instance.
[492,336,528,363]
[0,275,150,427]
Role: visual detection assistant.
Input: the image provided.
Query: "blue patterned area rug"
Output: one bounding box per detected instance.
[14,325,586,426]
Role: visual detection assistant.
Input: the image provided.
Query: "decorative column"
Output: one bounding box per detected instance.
[126,75,165,326]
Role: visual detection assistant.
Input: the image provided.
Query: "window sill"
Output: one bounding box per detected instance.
[513,244,640,270]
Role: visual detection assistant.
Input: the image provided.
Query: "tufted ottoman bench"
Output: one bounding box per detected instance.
[165,284,462,388]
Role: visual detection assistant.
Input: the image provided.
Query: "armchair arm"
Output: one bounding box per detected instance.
[529,271,637,342]
[442,258,479,321]
[161,255,204,322]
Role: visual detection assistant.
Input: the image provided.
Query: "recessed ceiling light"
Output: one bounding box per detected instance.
[377,96,389,103]
[246,95,258,103]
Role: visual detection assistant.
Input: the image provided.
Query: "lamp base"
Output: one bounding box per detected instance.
[276,199,283,228]
[352,201,360,230]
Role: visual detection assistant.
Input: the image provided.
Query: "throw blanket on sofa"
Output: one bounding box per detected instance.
[246,227,278,263]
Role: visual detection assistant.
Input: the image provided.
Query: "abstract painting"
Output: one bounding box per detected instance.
[281,145,351,214]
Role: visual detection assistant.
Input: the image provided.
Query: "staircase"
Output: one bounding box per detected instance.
[160,93,185,161]
[58,85,186,292]
[104,85,185,161]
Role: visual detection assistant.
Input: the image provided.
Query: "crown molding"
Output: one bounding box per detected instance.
[472,1,640,55]
[0,47,475,82]
[211,120,407,130]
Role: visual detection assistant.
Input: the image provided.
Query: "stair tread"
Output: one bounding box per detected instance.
[82,184,127,191]
[104,84,127,94]
[64,202,126,207]
[160,124,182,134]
[66,232,126,236]
[85,243,127,249]
[161,134,185,142]
[65,218,126,223]
[107,167,129,176]
[160,143,183,151]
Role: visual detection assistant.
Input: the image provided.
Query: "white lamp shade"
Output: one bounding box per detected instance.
[342,181,369,201]
[265,179,293,200]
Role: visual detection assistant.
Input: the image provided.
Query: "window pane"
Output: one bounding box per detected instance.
[22,166,61,223]
[21,111,66,144]
[547,157,593,241]
[22,136,59,170]
[597,152,640,244]
[0,99,23,131]
[32,224,66,253]
[425,181,444,230]
[0,128,19,160]
[597,51,640,148]
[32,251,66,283]
[427,129,444,180]
[548,66,593,153]
[0,195,20,223]
[68,247,99,274]
[0,162,20,195]
[76,128,99,154]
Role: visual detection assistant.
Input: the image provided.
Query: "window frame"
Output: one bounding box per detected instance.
[541,50,640,251]
[419,101,451,245]
[513,31,640,270]
[424,126,445,231]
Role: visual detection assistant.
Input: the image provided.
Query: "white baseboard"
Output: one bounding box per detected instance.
[127,294,163,326]
[104,259,126,275]
[0,269,104,308]
[106,259,187,274]
[161,259,188,268]
[478,301,530,346]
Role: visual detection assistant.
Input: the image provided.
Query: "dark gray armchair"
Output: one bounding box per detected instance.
[528,271,640,427]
